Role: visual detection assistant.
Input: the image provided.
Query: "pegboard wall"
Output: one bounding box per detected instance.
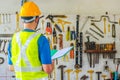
[0,12,120,80]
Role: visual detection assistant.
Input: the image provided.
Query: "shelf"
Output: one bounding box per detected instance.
[84,50,117,53]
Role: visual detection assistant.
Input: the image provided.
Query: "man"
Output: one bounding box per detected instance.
[8,1,54,80]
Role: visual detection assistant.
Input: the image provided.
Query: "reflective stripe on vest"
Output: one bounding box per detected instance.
[16,77,48,80]
[15,32,42,72]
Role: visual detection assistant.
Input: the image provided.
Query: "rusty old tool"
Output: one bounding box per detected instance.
[87,70,94,80]
[58,65,66,80]
[64,69,73,80]
[80,75,88,80]
[96,71,102,80]
[46,15,67,32]
[57,19,71,32]
[74,69,82,80]
[91,23,104,34]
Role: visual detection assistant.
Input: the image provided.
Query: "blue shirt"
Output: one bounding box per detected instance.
[8,29,52,65]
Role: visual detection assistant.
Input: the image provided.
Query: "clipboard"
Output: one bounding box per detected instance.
[51,46,73,60]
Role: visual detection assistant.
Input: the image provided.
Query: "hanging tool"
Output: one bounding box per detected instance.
[0,40,3,51]
[74,15,80,69]
[70,26,76,40]
[46,15,67,32]
[96,71,102,80]
[108,24,110,33]
[2,14,5,24]
[58,34,63,49]
[86,36,92,67]
[57,19,71,32]
[87,70,94,80]
[15,12,21,32]
[52,28,57,44]
[70,43,74,59]
[66,26,71,41]
[52,45,58,65]
[80,16,94,32]
[91,23,104,34]
[119,19,120,25]
[107,24,111,37]
[80,75,88,80]
[91,12,118,24]
[45,22,52,35]
[103,18,107,35]
[73,69,82,80]
[112,24,116,38]
[58,65,66,80]
[2,40,7,54]
[85,30,99,40]
[79,32,83,68]
[89,28,104,38]
[64,69,73,80]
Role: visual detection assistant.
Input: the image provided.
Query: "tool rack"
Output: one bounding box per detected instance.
[84,49,117,53]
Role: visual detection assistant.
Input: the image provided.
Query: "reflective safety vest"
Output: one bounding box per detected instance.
[11,31,48,80]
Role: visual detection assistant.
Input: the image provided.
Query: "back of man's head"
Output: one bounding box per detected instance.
[20,1,41,23]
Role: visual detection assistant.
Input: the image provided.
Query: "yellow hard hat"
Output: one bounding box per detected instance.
[20,1,41,17]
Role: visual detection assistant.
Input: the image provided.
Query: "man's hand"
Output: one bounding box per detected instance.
[9,65,14,71]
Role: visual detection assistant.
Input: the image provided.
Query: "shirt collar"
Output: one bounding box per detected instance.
[22,28,35,32]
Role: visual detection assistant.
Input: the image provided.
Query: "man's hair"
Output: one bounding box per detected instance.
[21,16,38,23]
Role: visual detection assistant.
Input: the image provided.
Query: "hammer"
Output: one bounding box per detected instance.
[73,69,82,80]
[87,70,94,80]
[64,69,73,80]
[58,65,66,80]
[96,71,102,80]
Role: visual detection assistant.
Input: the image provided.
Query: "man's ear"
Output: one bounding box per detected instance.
[35,17,39,23]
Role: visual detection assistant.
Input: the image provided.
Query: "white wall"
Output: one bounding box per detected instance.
[0,0,120,80]
[0,0,120,15]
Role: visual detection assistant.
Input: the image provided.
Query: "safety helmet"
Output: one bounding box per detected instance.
[20,1,41,17]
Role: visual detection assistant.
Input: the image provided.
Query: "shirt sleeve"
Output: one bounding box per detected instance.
[38,35,52,64]
[7,41,13,65]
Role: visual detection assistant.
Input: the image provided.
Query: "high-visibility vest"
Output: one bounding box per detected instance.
[11,31,48,80]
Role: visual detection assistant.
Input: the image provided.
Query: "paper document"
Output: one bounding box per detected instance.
[51,46,73,60]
